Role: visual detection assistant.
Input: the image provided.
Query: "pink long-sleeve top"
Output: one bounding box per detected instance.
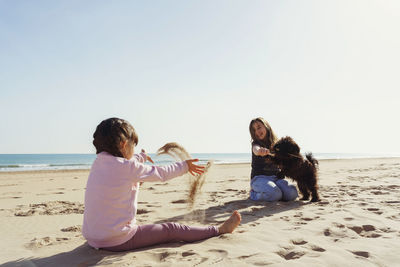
[82,151,188,248]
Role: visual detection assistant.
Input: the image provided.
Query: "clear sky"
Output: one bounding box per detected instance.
[1,0,399,154]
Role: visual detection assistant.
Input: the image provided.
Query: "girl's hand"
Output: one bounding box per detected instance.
[186,159,205,176]
[261,148,270,156]
[141,149,154,164]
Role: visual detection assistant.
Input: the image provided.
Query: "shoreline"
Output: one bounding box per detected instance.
[2,156,400,174]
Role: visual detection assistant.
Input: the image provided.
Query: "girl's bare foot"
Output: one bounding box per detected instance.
[218,210,241,234]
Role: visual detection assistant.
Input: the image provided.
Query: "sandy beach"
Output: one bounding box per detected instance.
[1,157,400,267]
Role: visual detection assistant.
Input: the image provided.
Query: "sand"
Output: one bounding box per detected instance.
[156,142,213,207]
[1,158,400,266]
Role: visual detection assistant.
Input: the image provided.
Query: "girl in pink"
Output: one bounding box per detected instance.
[83,117,241,251]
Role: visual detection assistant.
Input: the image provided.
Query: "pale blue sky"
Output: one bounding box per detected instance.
[1,0,399,154]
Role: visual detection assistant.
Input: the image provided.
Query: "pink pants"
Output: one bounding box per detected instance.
[103,222,219,252]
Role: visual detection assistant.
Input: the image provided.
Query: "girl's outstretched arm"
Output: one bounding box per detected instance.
[129,161,187,183]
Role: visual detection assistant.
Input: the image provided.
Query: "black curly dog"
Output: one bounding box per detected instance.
[267,136,320,202]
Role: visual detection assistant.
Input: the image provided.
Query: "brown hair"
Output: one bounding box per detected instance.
[249,117,277,149]
[93,118,138,157]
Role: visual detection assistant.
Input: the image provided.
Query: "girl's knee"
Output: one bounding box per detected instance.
[270,187,283,201]
[162,222,185,241]
[282,186,298,201]
[164,222,182,231]
[275,180,298,201]
[250,176,283,201]
[250,186,282,201]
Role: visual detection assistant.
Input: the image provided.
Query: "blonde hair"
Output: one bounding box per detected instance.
[249,117,277,148]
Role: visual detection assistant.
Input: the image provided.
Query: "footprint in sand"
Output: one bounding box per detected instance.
[27,237,53,248]
[251,207,264,212]
[156,251,177,262]
[237,253,259,260]
[171,199,187,204]
[61,225,82,232]
[385,200,400,204]
[350,250,370,258]
[366,208,383,215]
[207,249,229,264]
[386,214,400,221]
[146,204,162,208]
[226,189,239,192]
[137,209,151,215]
[15,209,35,216]
[181,250,197,257]
[301,216,320,221]
[323,227,347,239]
[180,250,210,265]
[14,201,84,216]
[310,244,326,252]
[291,238,308,245]
[325,222,378,240]
[280,216,290,221]
[27,236,70,248]
[379,227,396,233]
[332,222,346,228]
[276,249,306,260]
[208,249,228,257]
[371,190,388,195]
[347,224,382,238]
[192,257,209,266]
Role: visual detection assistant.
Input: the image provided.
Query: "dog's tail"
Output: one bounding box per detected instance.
[306,152,319,169]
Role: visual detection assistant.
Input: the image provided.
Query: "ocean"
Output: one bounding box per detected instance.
[0,153,399,172]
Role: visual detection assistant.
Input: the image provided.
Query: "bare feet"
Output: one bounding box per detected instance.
[218,210,241,234]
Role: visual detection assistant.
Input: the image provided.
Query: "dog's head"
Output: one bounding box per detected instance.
[270,136,301,158]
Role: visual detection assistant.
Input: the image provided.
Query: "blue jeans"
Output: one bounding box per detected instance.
[250,175,298,201]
